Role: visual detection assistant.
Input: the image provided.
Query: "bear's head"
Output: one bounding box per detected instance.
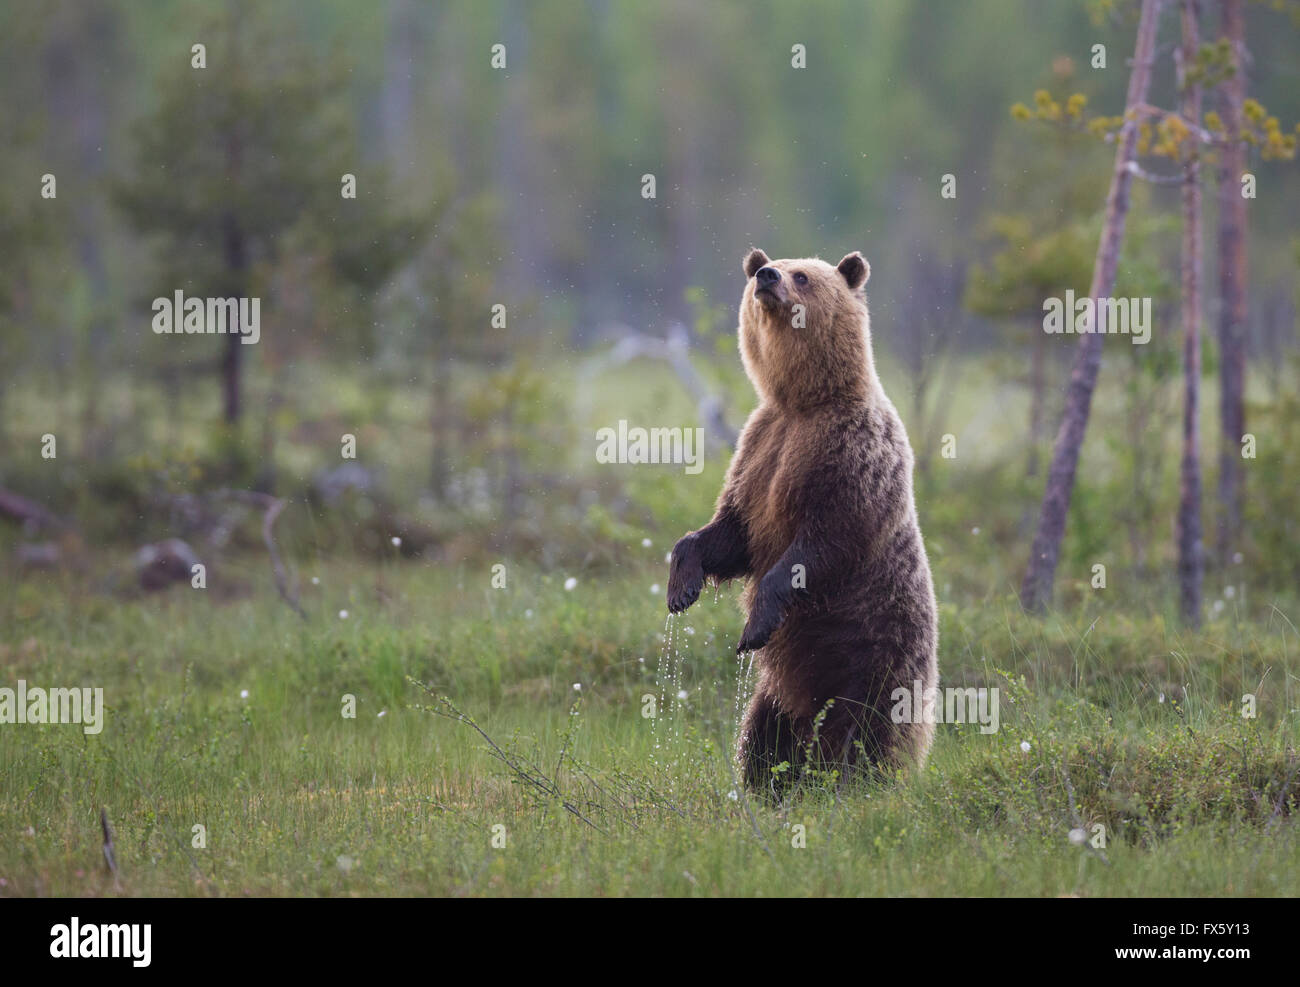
[738,247,876,410]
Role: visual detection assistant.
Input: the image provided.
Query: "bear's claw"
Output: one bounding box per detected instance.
[737,610,782,653]
[667,576,702,614]
[667,534,703,613]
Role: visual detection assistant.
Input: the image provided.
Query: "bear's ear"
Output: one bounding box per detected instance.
[837,252,870,290]
[743,248,771,279]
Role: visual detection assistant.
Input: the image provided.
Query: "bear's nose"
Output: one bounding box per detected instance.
[755,266,781,287]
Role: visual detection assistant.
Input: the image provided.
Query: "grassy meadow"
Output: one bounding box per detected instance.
[2,352,1298,897]
[2,558,1298,896]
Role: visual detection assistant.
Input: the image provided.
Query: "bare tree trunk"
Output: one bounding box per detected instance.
[221,14,247,427]
[1020,0,1164,612]
[1176,0,1204,626]
[221,334,243,425]
[1028,318,1046,477]
[1215,0,1247,564]
[221,208,247,425]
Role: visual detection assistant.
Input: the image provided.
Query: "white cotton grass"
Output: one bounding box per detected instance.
[339,609,349,619]
[650,583,661,595]
[1068,828,1087,846]
[391,536,402,547]
[311,576,320,585]
[564,577,577,591]
[642,538,652,548]
[1020,740,1031,753]
[240,689,249,699]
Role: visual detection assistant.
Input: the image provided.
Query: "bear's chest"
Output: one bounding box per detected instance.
[733,418,810,565]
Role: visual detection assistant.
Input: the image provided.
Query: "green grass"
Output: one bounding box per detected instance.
[2,557,1297,897]
[2,352,1298,895]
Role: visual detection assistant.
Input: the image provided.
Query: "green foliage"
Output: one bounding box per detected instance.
[112,8,422,352]
[1242,364,1300,588]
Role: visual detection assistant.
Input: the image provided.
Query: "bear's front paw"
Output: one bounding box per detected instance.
[737,605,784,653]
[667,534,704,614]
[737,573,789,652]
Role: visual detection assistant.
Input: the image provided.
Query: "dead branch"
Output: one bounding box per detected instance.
[100,808,122,891]
[1125,160,1184,184]
[410,683,606,832]
[216,490,304,618]
[583,322,740,450]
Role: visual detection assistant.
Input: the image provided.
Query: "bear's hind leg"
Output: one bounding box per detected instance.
[835,695,927,781]
[737,688,799,798]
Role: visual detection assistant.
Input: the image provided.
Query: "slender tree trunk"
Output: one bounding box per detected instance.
[221,13,248,428]
[1215,0,1248,564]
[1020,0,1164,612]
[221,208,247,425]
[1176,0,1204,625]
[1028,318,1046,477]
[220,320,243,424]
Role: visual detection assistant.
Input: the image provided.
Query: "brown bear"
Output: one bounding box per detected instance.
[667,247,938,796]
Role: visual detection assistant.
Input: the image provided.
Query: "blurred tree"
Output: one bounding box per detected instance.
[968,216,1103,478]
[1014,0,1296,615]
[967,71,1108,481]
[1175,0,1205,626]
[114,3,420,438]
[1018,0,1162,613]
[42,1,122,459]
[1213,0,1247,565]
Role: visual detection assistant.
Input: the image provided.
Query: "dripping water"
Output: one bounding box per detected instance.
[733,648,755,738]
[652,612,675,768]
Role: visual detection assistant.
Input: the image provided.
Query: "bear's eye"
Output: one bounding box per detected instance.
[793,272,808,286]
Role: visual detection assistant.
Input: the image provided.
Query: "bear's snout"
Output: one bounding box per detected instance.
[754,266,786,308]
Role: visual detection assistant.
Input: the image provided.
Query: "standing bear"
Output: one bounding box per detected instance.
[667,248,938,795]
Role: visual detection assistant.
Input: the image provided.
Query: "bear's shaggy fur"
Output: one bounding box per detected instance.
[667,248,938,795]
